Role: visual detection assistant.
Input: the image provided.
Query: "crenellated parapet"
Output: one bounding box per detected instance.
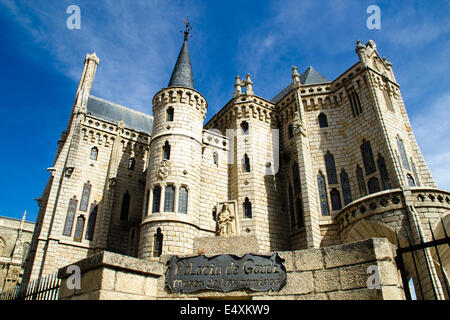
[152,87,208,119]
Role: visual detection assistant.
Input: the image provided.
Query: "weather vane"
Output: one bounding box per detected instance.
[181,17,192,40]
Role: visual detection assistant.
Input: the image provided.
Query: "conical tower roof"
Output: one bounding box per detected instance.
[168,39,194,89]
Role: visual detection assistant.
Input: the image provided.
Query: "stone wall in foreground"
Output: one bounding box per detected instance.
[58,237,404,300]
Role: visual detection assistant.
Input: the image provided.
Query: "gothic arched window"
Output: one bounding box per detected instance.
[73,216,85,242]
[317,171,330,216]
[63,197,78,236]
[361,139,376,175]
[85,203,98,241]
[356,165,367,197]
[292,163,301,195]
[367,177,381,194]
[325,151,338,185]
[153,228,163,257]
[330,188,342,211]
[79,182,92,212]
[243,154,251,172]
[152,186,161,213]
[166,107,174,122]
[241,121,249,135]
[377,154,392,190]
[383,89,394,112]
[120,191,131,220]
[90,147,98,160]
[411,160,421,186]
[163,141,171,160]
[406,174,416,187]
[397,136,410,170]
[340,169,353,206]
[244,197,252,218]
[164,185,175,212]
[318,113,328,128]
[178,187,188,214]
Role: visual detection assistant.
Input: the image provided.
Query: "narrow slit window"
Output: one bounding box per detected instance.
[90,147,98,160]
[120,191,131,220]
[330,188,342,211]
[166,107,174,122]
[325,151,338,185]
[244,197,252,218]
[318,113,328,128]
[153,228,163,257]
[241,121,249,135]
[73,216,85,242]
[340,169,353,206]
[79,182,92,212]
[163,141,171,160]
[63,197,78,236]
[164,185,175,212]
[317,171,330,216]
[356,164,367,197]
[377,154,392,190]
[152,186,161,213]
[243,154,251,172]
[178,187,188,214]
[361,139,376,175]
[85,203,97,241]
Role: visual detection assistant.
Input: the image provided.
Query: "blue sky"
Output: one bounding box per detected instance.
[0,0,449,222]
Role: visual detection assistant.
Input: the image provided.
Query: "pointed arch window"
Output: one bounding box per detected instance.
[63,197,78,236]
[244,197,252,218]
[356,165,367,197]
[166,107,174,122]
[241,121,249,135]
[411,160,421,186]
[317,171,330,216]
[377,154,392,190]
[128,157,136,170]
[79,182,92,212]
[90,147,98,160]
[340,169,353,206]
[120,191,131,220]
[318,113,328,128]
[85,203,98,240]
[348,88,363,117]
[397,136,410,170]
[361,140,376,175]
[330,188,342,211]
[152,186,161,213]
[164,185,175,212]
[292,162,301,195]
[243,154,251,172]
[163,141,171,160]
[325,151,338,185]
[367,177,381,194]
[73,216,85,242]
[178,186,188,214]
[406,174,416,187]
[153,228,163,257]
[383,84,394,112]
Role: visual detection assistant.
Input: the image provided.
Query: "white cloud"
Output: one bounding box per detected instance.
[411,93,450,191]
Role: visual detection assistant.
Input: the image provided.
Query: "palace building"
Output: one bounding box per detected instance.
[21,31,450,300]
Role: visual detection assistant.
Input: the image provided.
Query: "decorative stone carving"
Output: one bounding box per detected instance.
[64,167,74,178]
[159,160,170,180]
[215,201,239,236]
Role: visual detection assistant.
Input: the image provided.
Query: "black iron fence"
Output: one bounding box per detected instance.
[0,272,60,300]
[395,218,449,300]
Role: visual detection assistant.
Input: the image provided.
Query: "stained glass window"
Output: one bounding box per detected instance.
[164,186,175,212]
[73,216,85,242]
[377,154,392,190]
[330,188,342,211]
[325,151,338,185]
[152,186,161,213]
[340,169,353,206]
[85,203,97,240]
[178,187,188,214]
[397,136,410,170]
[317,171,330,216]
[367,177,381,194]
[63,197,78,236]
[79,182,92,212]
[356,164,367,197]
[361,140,376,175]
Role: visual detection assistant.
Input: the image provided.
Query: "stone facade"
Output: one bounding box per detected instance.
[0,213,35,292]
[23,38,450,300]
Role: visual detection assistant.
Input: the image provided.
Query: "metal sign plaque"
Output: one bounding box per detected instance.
[165,253,287,293]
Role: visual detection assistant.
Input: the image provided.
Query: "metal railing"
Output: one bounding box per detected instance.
[0,272,60,300]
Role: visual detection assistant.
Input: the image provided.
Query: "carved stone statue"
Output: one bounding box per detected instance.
[216,203,235,235]
[158,160,170,180]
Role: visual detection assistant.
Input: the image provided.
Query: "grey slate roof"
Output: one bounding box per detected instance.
[86,95,154,135]
[271,66,330,104]
[168,39,194,89]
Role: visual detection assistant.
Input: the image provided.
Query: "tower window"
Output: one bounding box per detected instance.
[330,188,342,211]
[406,174,416,187]
[318,113,328,128]
[411,160,421,187]
[243,154,251,172]
[144,189,150,216]
[397,136,410,170]
[213,152,219,165]
[163,141,171,160]
[63,197,78,236]
[340,169,353,206]
[73,216,85,242]
[167,107,174,122]
[288,124,294,139]
[85,203,97,241]
[178,186,188,214]
[128,157,136,170]
[325,151,338,185]
[356,164,367,197]
[377,154,392,190]
[241,121,249,135]
[295,198,304,228]
[348,88,363,117]
[152,186,161,213]
[244,197,252,218]
[367,177,381,194]
[164,185,175,212]
[317,171,330,216]
[361,139,376,175]
[79,182,92,212]
[383,87,394,112]
[153,228,163,257]
[90,147,98,160]
[120,191,131,220]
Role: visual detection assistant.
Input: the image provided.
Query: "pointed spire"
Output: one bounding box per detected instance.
[168,38,194,89]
